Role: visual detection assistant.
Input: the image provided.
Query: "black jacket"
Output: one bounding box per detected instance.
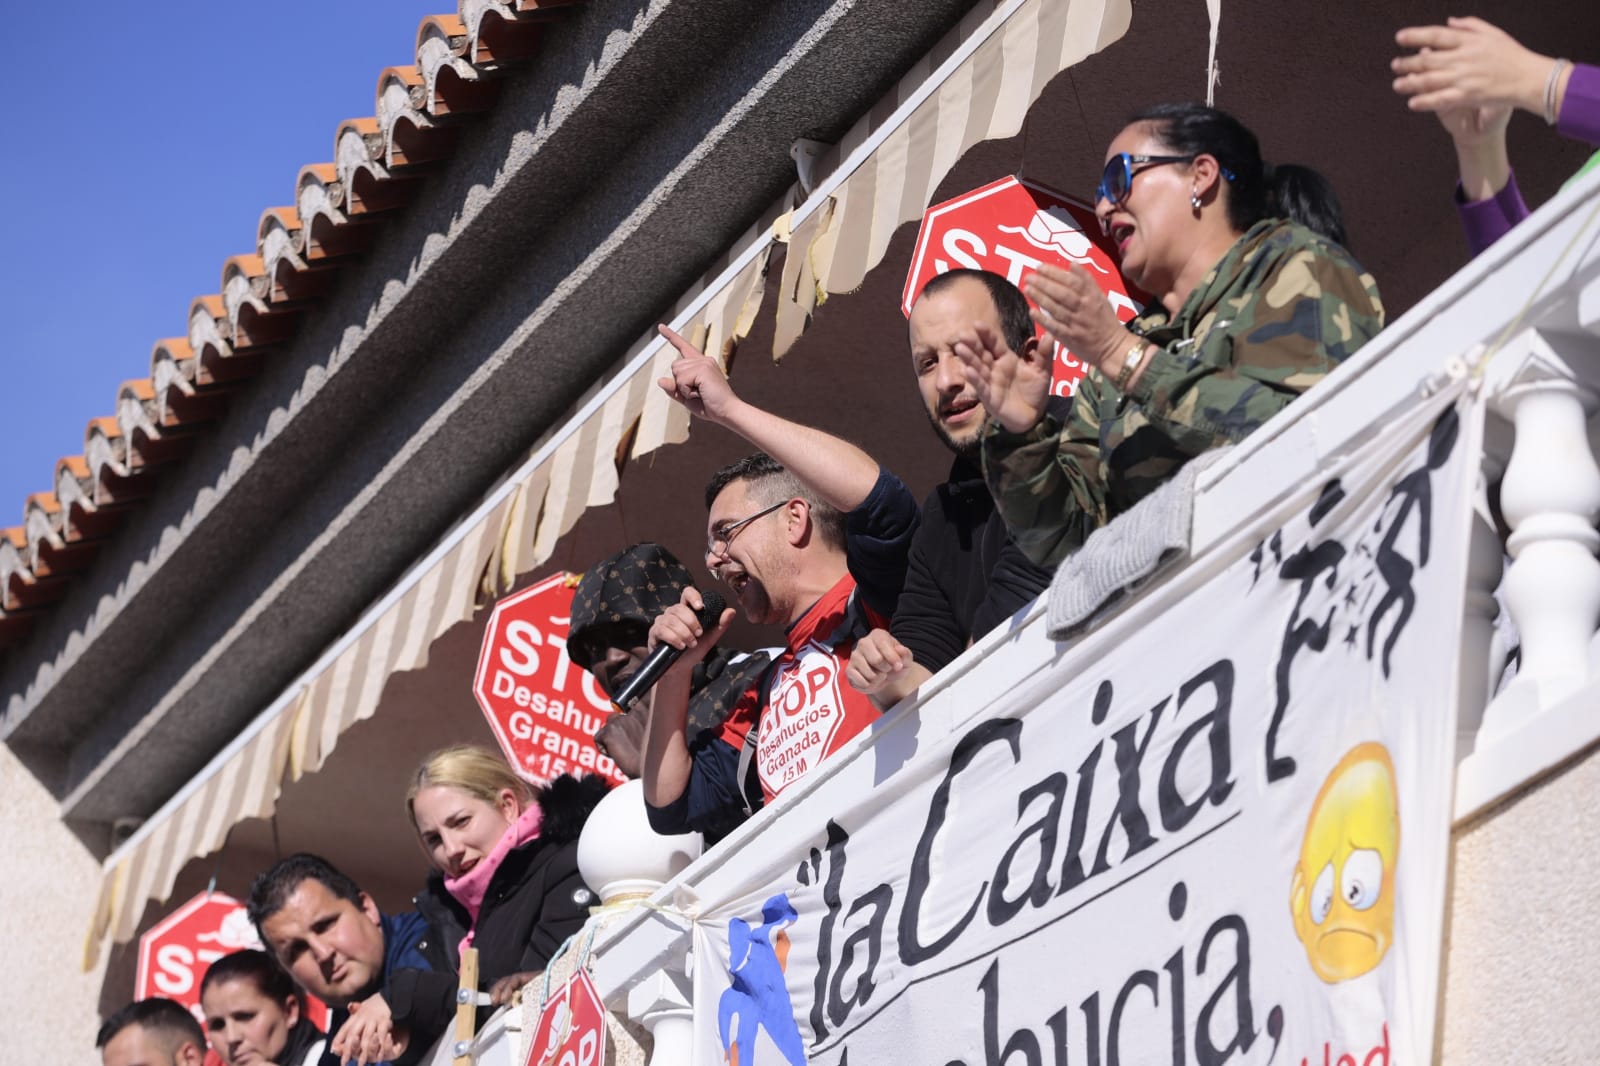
[404,777,605,1039]
[890,453,1054,673]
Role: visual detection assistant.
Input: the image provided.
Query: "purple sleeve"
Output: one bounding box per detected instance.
[1456,171,1529,258]
[1454,63,1600,259]
[1558,62,1600,147]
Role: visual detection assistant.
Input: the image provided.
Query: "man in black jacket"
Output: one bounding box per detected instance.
[846,270,1057,706]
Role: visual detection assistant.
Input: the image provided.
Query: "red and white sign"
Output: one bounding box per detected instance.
[758,642,847,795]
[135,891,330,1049]
[902,175,1148,397]
[524,970,608,1066]
[474,572,626,788]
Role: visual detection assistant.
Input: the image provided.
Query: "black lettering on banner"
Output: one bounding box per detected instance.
[1267,480,1347,783]
[1195,915,1258,1066]
[1158,660,1236,832]
[1367,406,1458,677]
[1107,970,1159,1066]
[1089,698,1169,877]
[900,719,1021,965]
[809,821,850,1041]
[939,885,1273,1066]
[988,773,1067,925]
[828,885,892,1028]
[1162,884,1188,1066]
[1058,740,1104,894]
[981,957,1041,1066]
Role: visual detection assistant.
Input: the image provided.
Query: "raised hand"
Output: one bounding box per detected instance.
[1392,17,1553,116]
[953,319,1051,434]
[657,324,743,423]
[1023,263,1135,376]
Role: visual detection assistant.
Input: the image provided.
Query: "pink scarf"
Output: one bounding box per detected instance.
[444,802,544,955]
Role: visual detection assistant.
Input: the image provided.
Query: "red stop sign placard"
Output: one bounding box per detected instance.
[902,175,1148,398]
[524,970,608,1066]
[135,892,330,1045]
[474,572,626,787]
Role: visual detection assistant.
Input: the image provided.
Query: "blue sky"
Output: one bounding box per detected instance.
[0,0,446,528]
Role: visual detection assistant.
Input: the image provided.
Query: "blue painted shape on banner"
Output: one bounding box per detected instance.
[718,893,808,1066]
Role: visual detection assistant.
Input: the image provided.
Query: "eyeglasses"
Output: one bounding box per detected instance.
[707,498,790,558]
[1094,153,1236,208]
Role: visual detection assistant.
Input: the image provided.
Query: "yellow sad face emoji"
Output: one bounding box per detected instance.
[1290,742,1399,983]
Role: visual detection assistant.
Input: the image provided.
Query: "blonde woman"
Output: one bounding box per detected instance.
[405,746,606,1008]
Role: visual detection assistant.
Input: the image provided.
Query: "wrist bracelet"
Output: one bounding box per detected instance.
[1115,342,1147,392]
[1545,58,1570,126]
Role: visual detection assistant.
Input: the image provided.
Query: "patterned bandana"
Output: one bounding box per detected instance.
[566,543,770,739]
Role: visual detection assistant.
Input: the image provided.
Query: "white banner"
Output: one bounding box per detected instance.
[690,387,1480,1066]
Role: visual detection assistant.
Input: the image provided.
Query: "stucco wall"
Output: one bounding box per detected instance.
[1440,743,1600,1063]
[0,744,108,1064]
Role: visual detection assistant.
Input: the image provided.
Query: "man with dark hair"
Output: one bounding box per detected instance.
[845,269,1058,706]
[248,854,448,1066]
[566,542,771,802]
[641,325,919,835]
[98,998,206,1066]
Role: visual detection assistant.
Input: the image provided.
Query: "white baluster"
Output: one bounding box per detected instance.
[1480,371,1600,747]
[576,779,702,1066]
[627,967,695,1066]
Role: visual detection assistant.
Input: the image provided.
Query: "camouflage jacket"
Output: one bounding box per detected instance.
[983,218,1384,568]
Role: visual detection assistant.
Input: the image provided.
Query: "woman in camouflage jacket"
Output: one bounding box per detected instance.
[957,103,1385,568]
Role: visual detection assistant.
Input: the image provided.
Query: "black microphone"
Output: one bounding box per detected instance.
[612,591,727,709]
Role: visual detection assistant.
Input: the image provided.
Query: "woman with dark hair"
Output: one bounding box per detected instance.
[957,103,1385,568]
[199,949,325,1066]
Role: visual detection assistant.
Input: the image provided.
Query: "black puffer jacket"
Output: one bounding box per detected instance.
[407,775,608,1034]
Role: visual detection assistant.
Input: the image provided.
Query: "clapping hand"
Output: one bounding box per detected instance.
[951,320,1051,434]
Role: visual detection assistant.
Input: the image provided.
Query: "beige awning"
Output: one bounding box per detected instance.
[775,0,1131,354]
[85,0,1129,966]
[84,224,774,964]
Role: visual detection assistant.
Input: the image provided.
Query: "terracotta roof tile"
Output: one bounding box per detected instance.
[295,163,375,261]
[0,2,586,650]
[84,416,148,507]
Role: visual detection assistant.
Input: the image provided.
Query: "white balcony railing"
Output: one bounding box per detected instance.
[456,165,1600,1066]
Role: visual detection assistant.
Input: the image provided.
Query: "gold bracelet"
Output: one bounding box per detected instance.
[1115,342,1147,392]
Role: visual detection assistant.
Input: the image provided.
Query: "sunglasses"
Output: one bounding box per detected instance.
[1094,153,1236,208]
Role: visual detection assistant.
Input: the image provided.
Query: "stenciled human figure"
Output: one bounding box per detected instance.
[566,541,771,806]
[1366,409,1460,678]
[1392,16,1600,256]
[717,894,806,1066]
[641,326,919,836]
[98,998,207,1066]
[405,747,604,1012]
[201,949,327,1066]
[248,854,445,1066]
[844,270,1055,709]
[955,103,1385,570]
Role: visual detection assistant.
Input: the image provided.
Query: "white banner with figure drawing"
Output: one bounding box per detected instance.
[688,386,1480,1066]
